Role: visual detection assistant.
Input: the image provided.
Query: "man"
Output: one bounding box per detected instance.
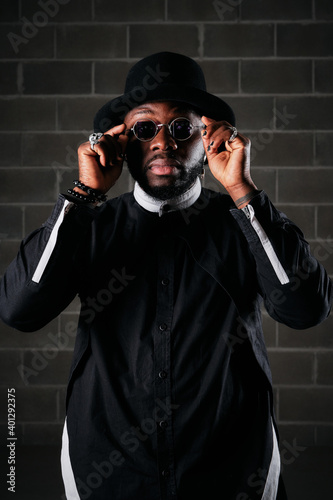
[0,52,331,500]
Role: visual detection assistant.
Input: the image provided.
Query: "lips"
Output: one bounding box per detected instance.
[147,157,180,176]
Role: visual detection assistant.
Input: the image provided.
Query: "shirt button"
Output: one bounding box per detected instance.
[159,323,167,332]
[159,420,168,429]
[162,469,170,478]
[161,278,170,286]
[159,370,167,379]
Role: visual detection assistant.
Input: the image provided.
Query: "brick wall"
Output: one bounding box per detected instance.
[0,0,332,452]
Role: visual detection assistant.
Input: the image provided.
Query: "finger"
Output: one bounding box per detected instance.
[105,123,129,159]
[201,117,229,157]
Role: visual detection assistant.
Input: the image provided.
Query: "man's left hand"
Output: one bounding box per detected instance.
[201,116,258,208]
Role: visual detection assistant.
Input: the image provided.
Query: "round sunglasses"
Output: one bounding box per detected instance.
[128,117,203,142]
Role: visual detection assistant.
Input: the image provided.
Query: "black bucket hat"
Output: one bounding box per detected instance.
[93,52,235,133]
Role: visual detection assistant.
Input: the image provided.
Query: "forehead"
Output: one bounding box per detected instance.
[125,101,201,121]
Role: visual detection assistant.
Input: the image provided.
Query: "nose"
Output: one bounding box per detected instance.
[150,124,178,151]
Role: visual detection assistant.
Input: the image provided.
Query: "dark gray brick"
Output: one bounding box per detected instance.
[57,97,107,131]
[0,318,59,349]
[1,24,54,58]
[249,132,313,166]
[199,60,238,94]
[22,62,92,95]
[21,423,63,445]
[278,314,333,348]
[58,386,67,419]
[95,61,134,95]
[0,206,22,239]
[276,97,333,130]
[21,0,92,21]
[130,24,200,58]
[95,0,165,21]
[0,350,25,387]
[277,23,333,57]
[317,207,333,240]
[204,24,274,57]
[22,350,72,386]
[15,386,58,421]
[241,60,312,94]
[280,388,333,422]
[249,168,276,201]
[278,168,333,203]
[241,0,312,20]
[277,424,315,447]
[24,204,54,235]
[315,60,333,93]
[0,133,21,166]
[315,132,333,167]
[309,240,333,275]
[22,132,86,167]
[315,0,333,20]
[0,0,19,21]
[0,168,57,203]
[225,96,275,130]
[317,352,333,385]
[317,426,333,446]
[275,205,315,240]
[204,166,277,201]
[0,98,56,131]
[56,25,127,59]
[0,63,19,95]
[268,351,314,385]
[168,0,239,21]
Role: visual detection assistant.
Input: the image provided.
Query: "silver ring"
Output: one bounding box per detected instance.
[228,126,237,143]
[89,132,104,151]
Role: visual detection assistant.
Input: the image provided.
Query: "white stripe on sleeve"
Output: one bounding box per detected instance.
[32,200,70,284]
[242,204,289,285]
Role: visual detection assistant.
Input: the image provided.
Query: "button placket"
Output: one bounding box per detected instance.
[153,234,177,499]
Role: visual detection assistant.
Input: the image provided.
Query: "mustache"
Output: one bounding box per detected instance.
[145,153,182,171]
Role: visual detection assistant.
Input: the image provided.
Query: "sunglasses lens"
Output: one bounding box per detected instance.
[133,120,156,141]
[171,119,192,140]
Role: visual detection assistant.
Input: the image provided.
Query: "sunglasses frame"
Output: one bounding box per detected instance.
[128,117,203,142]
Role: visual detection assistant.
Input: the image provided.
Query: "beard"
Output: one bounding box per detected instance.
[127,156,204,201]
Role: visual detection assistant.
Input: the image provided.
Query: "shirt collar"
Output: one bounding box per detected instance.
[133,177,202,217]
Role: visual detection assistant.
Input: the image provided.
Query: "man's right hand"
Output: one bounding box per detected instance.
[77,123,128,195]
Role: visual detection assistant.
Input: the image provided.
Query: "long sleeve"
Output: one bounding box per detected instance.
[230,191,332,329]
[0,195,97,332]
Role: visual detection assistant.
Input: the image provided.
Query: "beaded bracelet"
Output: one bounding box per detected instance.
[73,180,107,202]
[67,188,97,203]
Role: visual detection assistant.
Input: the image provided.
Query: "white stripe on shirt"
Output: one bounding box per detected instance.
[242,204,289,285]
[61,418,80,500]
[32,200,70,284]
[261,421,281,500]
